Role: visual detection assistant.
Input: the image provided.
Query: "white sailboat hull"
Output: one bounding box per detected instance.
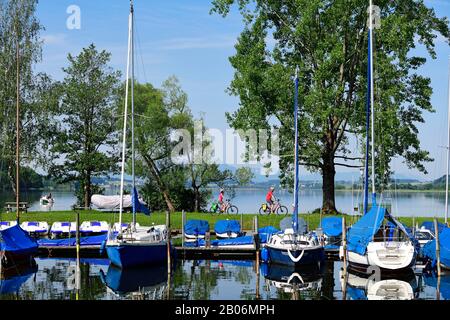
[340,241,415,271]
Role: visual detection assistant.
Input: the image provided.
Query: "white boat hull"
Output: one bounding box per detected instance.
[340,241,415,272]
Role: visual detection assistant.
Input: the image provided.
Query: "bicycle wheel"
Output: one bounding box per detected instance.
[227,205,239,215]
[259,206,269,215]
[276,205,289,216]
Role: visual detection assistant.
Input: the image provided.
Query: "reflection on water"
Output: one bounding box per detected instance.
[1,258,449,300]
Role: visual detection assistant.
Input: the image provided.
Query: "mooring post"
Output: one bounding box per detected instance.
[434,218,441,277]
[166,211,171,275]
[412,216,416,237]
[181,210,186,248]
[240,211,244,234]
[76,210,80,261]
[342,216,347,275]
[206,227,211,249]
[254,216,260,274]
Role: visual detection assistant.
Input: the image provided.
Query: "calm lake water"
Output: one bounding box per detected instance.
[2,188,448,217]
[0,258,447,300]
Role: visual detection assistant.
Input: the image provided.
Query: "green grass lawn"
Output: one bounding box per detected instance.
[1,210,447,231]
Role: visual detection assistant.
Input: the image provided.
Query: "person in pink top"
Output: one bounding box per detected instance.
[218,189,225,212]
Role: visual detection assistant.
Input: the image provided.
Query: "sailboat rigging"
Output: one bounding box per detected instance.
[261,67,324,267]
[105,0,169,269]
[339,1,417,274]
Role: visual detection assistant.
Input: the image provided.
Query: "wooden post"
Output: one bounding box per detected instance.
[166,211,171,275]
[434,218,441,277]
[342,216,347,275]
[181,210,186,248]
[240,211,244,234]
[254,216,260,278]
[412,216,416,237]
[206,231,211,248]
[76,210,80,261]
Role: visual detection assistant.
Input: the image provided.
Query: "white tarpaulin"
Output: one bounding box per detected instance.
[91,194,147,210]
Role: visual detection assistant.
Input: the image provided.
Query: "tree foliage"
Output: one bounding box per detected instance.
[211,0,450,213]
[49,44,121,207]
[0,0,55,196]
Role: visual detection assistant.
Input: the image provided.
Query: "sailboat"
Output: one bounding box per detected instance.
[339,1,417,273]
[1,11,38,270]
[105,0,169,269]
[261,68,324,267]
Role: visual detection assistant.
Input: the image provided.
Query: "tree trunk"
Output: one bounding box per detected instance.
[194,187,200,213]
[84,174,91,209]
[145,156,175,212]
[322,151,337,214]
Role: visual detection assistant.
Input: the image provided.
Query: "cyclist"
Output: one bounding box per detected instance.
[266,186,276,213]
[218,189,225,212]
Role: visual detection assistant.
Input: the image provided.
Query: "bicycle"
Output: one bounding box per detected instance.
[209,199,239,215]
[259,199,288,216]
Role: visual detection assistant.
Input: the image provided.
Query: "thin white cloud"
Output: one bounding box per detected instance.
[42,33,67,45]
[158,36,237,51]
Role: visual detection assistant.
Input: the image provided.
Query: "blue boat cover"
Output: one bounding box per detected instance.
[422,227,450,269]
[420,221,446,236]
[321,217,342,237]
[0,225,38,255]
[37,234,107,247]
[259,226,279,234]
[214,220,241,234]
[0,273,33,295]
[184,220,209,236]
[132,187,151,215]
[346,286,368,300]
[347,205,417,256]
[199,235,254,247]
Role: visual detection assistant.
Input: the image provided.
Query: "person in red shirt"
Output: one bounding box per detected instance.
[266,186,276,213]
[218,189,225,212]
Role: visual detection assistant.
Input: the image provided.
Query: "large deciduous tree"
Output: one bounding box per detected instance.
[49,44,121,207]
[211,0,450,213]
[0,0,55,197]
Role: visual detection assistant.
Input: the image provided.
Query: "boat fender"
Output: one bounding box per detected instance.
[99,240,106,255]
[261,247,270,262]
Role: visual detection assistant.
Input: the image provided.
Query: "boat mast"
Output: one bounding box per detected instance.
[118,1,133,234]
[293,66,300,234]
[15,13,20,223]
[363,0,377,214]
[369,0,376,206]
[446,57,450,224]
[131,0,136,229]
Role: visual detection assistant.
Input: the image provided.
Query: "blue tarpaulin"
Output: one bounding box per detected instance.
[214,220,241,235]
[198,235,253,247]
[37,234,107,247]
[347,206,417,256]
[132,187,151,215]
[422,227,450,269]
[0,225,38,256]
[184,220,209,236]
[321,217,342,237]
[420,221,446,236]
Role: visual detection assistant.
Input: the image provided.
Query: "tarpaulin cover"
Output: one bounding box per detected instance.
[346,205,417,256]
[258,226,280,243]
[198,235,253,247]
[420,221,446,236]
[214,220,241,234]
[132,187,151,215]
[422,227,450,269]
[321,217,343,237]
[91,192,149,213]
[184,220,209,236]
[0,225,38,255]
[37,234,107,247]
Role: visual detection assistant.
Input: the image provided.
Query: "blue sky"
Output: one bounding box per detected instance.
[35,0,450,180]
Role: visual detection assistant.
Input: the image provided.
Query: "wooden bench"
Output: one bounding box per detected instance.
[4,202,30,213]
